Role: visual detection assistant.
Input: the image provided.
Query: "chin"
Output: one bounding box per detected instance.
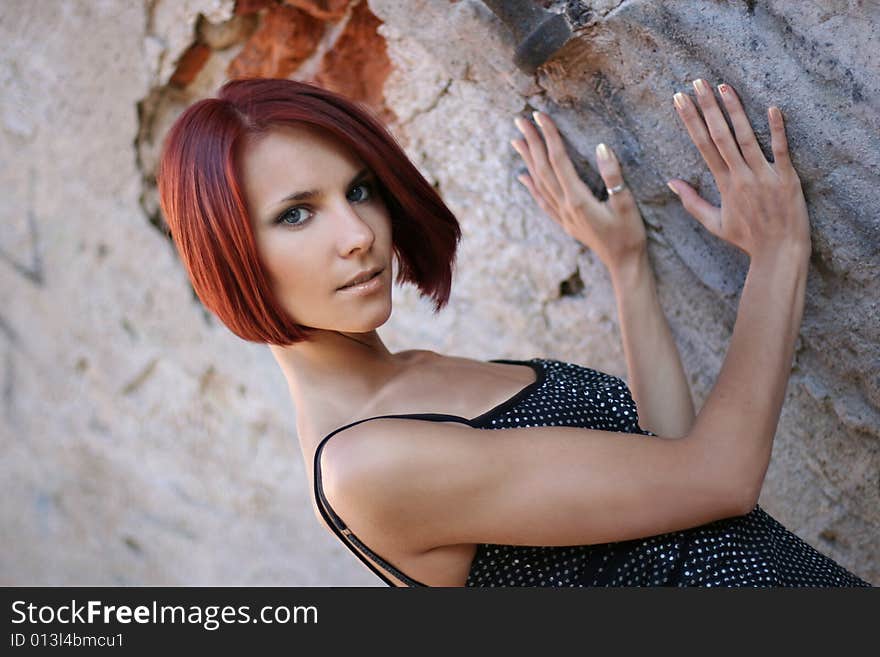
[364,301,394,329]
[335,298,394,332]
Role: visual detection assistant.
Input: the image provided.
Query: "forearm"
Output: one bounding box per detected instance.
[691,244,809,505]
[609,250,696,438]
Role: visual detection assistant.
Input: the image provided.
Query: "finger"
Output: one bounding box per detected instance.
[533,111,601,212]
[717,83,770,172]
[666,179,722,236]
[692,78,748,172]
[517,173,561,221]
[767,106,793,172]
[673,91,728,183]
[511,137,547,204]
[595,143,637,212]
[515,115,565,202]
[513,137,563,218]
[511,137,537,174]
[595,142,624,190]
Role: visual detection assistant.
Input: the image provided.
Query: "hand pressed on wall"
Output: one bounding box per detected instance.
[667,80,811,260]
[511,110,648,271]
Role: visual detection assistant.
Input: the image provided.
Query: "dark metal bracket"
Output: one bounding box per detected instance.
[483,0,572,74]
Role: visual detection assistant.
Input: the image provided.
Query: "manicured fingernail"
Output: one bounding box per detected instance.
[718,83,729,95]
[673,92,686,110]
[597,143,610,161]
[769,106,781,121]
[514,117,526,132]
[667,181,680,196]
[532,111,543,126]
[693,79,709,96]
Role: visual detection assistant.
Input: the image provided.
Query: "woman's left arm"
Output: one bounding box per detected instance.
[608,249,695,438]
[511,110,694,437]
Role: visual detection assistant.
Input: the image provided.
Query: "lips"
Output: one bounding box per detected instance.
[339,268,382,290]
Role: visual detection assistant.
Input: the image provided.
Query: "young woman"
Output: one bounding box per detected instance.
[157,77,871,587]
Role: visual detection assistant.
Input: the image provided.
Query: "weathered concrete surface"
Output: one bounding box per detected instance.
[1,0,377,586]
[370,0,880,581]
[2,0,877,586]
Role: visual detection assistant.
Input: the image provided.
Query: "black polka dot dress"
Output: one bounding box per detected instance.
[313,358,872,587]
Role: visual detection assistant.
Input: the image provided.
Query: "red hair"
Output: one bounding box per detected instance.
[156,77,461,345]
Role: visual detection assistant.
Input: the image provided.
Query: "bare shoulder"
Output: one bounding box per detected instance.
[317,417,475,551]
[317,415,751,557]
[317,415,465,502]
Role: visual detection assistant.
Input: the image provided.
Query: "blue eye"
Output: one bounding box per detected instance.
[275,206,313,227]
[347,181,373,203]
[274,181,374,228]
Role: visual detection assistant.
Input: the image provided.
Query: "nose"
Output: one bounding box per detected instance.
[334,199,376,256]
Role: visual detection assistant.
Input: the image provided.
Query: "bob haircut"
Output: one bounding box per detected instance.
[156,77,462,345]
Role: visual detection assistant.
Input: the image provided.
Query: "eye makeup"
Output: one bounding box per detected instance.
[272,179,375,228]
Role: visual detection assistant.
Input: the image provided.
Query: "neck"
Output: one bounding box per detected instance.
[269,329,410,444]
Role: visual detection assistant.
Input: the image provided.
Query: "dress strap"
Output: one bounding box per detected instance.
[313,412,472,588]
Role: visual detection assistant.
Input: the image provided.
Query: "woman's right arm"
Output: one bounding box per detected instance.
[320,80,812,554]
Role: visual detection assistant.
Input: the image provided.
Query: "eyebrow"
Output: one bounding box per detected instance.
[266,167,372,214]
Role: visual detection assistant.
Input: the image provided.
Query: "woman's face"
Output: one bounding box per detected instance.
[239,124,394,333]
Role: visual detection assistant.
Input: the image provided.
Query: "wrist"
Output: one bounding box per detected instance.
[749,241,811,279]
[609,247,652,290]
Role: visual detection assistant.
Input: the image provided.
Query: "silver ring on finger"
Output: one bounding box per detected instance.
[607,182,626,196]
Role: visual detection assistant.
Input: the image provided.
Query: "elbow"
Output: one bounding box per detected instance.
[728,475,760,517]
[682,429,761,517]
[704,459,759,518]
[685,433,758,517]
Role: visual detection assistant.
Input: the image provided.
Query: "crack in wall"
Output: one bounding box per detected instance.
[397,76,454,129]
[0,167,44,287]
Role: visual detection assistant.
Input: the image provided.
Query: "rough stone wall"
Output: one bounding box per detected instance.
[1,0,378,586]
[1,0,876,585]
[369,0,879,581]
